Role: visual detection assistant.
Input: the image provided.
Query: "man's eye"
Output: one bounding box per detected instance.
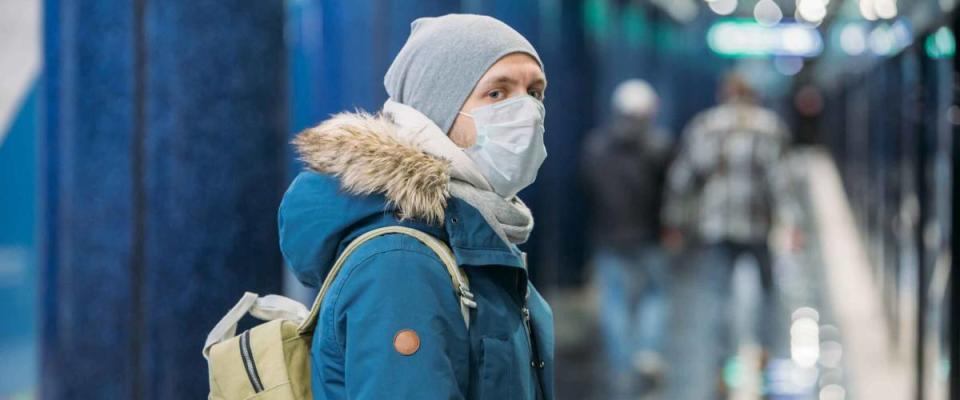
[529,89,544,100]
[487,90,503,99]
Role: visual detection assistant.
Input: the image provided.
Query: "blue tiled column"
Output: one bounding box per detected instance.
[300,0,459,123]
[41,0,286,398]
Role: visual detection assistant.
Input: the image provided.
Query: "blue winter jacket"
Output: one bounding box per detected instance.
[278,111,555,400]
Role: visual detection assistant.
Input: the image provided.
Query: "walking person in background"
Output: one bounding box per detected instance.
[581,79,673,399]
[662,73,801,395]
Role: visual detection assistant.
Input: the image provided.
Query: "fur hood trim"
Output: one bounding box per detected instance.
[293,112,451,225]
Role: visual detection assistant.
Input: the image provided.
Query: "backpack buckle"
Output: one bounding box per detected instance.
[459,285,478,308]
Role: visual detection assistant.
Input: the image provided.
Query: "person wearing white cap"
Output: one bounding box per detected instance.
[581,79,673,398]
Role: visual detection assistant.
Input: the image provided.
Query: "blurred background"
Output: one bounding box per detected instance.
[0,0,957,399]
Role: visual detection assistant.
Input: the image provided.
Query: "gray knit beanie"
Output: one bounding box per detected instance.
[384,14,543,134]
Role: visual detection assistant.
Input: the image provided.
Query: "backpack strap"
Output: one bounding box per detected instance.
[297,226,476,336]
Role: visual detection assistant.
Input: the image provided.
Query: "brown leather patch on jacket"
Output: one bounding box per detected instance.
[393,329,421,356]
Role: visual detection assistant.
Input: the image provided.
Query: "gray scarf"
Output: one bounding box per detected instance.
[384,100,534,245]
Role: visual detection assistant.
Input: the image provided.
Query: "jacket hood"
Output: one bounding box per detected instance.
[279,112,524,288]
[292,112,452,224]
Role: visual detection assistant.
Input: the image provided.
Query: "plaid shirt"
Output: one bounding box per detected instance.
[663,102,797,244]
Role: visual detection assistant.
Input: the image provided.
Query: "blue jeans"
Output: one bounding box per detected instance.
[594,245,668,395]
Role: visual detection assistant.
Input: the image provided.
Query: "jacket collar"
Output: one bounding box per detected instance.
[443,198,525,269]
[292,111,525,271]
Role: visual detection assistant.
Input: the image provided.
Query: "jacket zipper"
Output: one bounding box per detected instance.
[521,306,540,368]
[522,306,547,400]
[239,330,265,393]
[518,254,546,399]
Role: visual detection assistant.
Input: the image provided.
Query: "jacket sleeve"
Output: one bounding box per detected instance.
[662,119,707,231]
[331,243,470,399]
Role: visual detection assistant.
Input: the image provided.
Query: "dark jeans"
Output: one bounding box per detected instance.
[701,240,779,364]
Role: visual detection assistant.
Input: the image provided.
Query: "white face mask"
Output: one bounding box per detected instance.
[459,95,547,198]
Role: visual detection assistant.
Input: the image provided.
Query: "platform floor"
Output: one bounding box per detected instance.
[552,149,894,400]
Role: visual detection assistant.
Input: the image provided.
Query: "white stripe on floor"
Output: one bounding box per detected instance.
[806,149,910,400]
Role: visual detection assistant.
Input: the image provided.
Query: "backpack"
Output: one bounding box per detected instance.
[203,226,476,399]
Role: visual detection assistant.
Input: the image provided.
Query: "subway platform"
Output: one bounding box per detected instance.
[552,148,914,400]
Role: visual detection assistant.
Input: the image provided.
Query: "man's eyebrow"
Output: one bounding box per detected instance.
[479,75,520,87]
[479,74,548,88]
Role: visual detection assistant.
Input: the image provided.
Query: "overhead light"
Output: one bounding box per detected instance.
[859,0,878,20]
[795,10,824,27]
[891,19,914,47]
[820,384,847,400]
[869,24,896,55]
[839,24,868,55]
[791,307,820,322]
[797,0,828,24]
[708,0,738,15]
[790,317,820,368]
[925,26,956,59]
[874,0,898,19]
[707,19,823,57]
[754,0,783,26]
[783,25,819,53]
[864,20,913,56]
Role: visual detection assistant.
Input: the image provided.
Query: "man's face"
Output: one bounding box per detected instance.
[448,53,546,148]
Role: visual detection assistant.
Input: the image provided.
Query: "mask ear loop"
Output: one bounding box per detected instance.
[457,111,484,146]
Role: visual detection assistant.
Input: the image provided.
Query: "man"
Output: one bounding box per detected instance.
[279,15,554,399]
[663,73,799,387]
[581,79,672,398]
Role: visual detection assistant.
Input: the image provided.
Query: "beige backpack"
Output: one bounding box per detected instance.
[203,226,476,399]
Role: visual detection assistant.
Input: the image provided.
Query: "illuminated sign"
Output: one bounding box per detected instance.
[707,19,824,58]
[925,26,956,59]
